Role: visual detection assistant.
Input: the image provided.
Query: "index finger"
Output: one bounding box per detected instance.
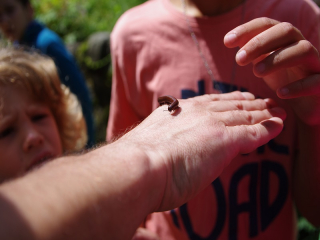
[191,91,256,102]
[224,18,280,48]
[225,18,305,66]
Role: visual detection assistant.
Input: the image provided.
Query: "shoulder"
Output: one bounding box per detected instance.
[111,0,167,46]
[254,0,320,22]
[249,0,320,46]
[35,27,65,52]
[279,0,319,19]
[275,0,320,47]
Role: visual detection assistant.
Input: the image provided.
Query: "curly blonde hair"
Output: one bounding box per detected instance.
[0,47,87,152]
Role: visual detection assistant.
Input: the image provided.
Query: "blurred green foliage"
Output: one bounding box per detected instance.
[298,215,320,240]
[31,0,145,143]
[32,0,145,44]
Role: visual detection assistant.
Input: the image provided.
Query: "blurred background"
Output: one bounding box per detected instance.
[32,0,147,144]
[1,0,320,239]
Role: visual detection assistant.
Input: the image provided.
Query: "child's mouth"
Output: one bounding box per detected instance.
[27,153,54,172]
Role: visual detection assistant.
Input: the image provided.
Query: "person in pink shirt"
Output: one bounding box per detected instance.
[107,0,320,239]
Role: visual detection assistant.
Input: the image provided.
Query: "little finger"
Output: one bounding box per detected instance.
[229,117,284,154]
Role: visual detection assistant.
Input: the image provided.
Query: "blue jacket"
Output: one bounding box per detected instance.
[19,20,95,147]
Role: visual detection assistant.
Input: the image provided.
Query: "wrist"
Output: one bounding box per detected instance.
[109,137,167,213]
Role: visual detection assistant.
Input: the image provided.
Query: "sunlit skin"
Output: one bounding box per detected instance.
[0,86,63,183]
[169,0,245,17]
[0,0,33,41]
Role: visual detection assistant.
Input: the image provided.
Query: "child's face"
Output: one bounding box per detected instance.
[0,86,63,183]
[0,0,32,41]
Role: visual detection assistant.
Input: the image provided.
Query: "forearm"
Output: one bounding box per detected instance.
[0,141,163,240]
[293,121,320,226]
[0,92,285,239]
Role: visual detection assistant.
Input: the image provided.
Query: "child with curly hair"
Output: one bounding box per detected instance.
[0,47,87,183]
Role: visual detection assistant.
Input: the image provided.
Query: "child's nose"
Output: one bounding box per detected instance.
[23,128,44,152]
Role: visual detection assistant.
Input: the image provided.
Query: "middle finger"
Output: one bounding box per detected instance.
[209,98,278,112]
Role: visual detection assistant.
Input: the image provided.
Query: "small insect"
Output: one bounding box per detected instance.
[158,95,179,112]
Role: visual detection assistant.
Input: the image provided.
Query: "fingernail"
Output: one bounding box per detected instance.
[279,87,289,96]
[224,33,237,44]
[270,107,286,115]
[236,50,247,63]
[256,62,265,73]
[264,98,278,108]
[241,92,255,100]
[261,117,284,128]
[270,107,287,120]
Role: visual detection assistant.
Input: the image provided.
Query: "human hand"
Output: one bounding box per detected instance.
[131,227,160,240]
[118,91,286,212]
[224,17,320,125]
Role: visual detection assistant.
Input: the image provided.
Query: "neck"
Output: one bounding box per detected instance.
[170,0,246,17]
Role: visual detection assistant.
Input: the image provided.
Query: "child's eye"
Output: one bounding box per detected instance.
[32,114,48,122]
[0,127,14,138]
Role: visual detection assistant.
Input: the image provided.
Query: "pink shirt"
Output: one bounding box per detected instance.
[108,0,320,238]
